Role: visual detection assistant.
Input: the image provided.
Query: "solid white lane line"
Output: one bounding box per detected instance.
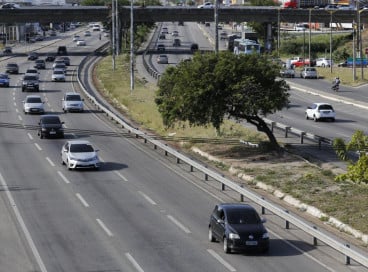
[34,143,42,151]
[167,215,191,234]
[45,157,55,167]
[57,171,70,184]
[0,172,48,272]
[207,249,236,272]
[114,171,128,181]
[18,115,22,121]
[76,193,89,207]
[270,230,336,272]
[138,191,157,205]
[125,253,145,272]
[96,218,113,237]
[27,133,33,140]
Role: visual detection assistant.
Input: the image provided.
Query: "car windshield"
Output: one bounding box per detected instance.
[27,70,37,73]
[24,75,37,80]
[319,104,333,110]
[42,117,61,124]
[27,97,42,103]
[226,209,261,224]
[70,144,94,153]
[66,95,81,101]
[0,74,8,79]
[7,63,17,67]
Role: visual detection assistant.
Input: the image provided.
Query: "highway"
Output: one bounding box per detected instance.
[0,25,367,272]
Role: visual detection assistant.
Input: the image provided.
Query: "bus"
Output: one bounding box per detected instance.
[233,39,261,55]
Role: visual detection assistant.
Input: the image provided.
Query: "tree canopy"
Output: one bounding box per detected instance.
[155,51,290,150]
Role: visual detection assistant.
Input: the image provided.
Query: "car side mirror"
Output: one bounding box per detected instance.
[61,122,65,124]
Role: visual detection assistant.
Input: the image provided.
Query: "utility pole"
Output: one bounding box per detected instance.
[130,0,134,92]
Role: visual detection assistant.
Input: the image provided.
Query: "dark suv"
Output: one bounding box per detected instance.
[5,63,19,74]
[57,46,67,55]
[22,75,40,92]
[208,203,269,254]
[38,115,64,139]
[34,59,46,69]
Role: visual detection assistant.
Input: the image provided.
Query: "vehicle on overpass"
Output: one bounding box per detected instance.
[280,0,330,8]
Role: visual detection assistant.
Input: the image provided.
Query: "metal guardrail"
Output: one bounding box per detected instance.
[77,48,368,269]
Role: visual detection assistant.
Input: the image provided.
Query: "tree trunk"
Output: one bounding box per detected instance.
[245,115,281,152]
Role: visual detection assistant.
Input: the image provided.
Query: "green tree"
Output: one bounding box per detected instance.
[333,130,368,183]
[155,52,290,151]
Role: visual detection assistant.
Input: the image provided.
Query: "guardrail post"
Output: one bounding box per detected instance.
[165,150,168,156]
[190,165,194,172]
[144,138,147,143]
[318,139,322,150]
[300,132,306,144]
[135,134,139,138]
[205,173,208,181]
[261,197,265,214]
[285,127,290,138]
[313,226,318,245]
[154,144,157,150]
[221,183,225,191]
[285,210,290,229]
[271,122,275,132]
[345,244,351,265]
[176,158,180,164]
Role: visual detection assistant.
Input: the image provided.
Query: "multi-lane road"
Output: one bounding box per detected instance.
[0,24,367,272]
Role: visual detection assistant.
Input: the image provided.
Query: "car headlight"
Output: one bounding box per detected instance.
[41,128,47,131]
[229,233,240,239]
[262,232,269,239]
[69,155,77,161]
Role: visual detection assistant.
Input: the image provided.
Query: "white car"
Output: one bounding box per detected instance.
[92,24,101,31]
[73,35,80,42]
[316,58,333,67]
[62,92,84,112]
[171,30,179,37]
[198,2,214,8]
[25,68,39,79]
[52,69,66,82]
[23,95,44,114]
[61,140,100,170]
[305,103,336,122]
[76,39,86,46]
[84,31,91,36]
[157,54,168,64]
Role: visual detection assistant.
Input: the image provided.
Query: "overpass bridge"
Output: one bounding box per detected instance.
[0,6,366,24]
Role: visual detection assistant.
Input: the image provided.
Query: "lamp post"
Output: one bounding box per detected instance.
[112,0,116,70]
[358,7,364,80]
[353,20,357,81]
[214,0,219,53]
[308,8,311,64]
[130,0,134,92]
[328,10,335,74]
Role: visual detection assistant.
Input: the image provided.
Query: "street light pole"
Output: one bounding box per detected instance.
[329,11,334,74]
[358,8,364,80]
[112,0,116,70]
[308,8,311,63]
[130,0,134,92]
[214,0,219,53]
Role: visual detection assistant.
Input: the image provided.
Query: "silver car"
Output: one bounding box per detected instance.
[62,92,84,112]
[23,95,45,114]
[300,67,318,79]
[61,140,100,170]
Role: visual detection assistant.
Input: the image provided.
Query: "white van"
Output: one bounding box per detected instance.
[92,24,101,31]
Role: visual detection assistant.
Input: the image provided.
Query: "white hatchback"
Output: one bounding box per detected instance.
[62,92,84,112]
[305,103,336,122]
[61,140,100,170]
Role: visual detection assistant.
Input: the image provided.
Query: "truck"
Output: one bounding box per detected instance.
[280,0,330,8]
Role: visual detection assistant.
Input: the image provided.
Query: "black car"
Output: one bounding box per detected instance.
[22,75,39,92]
[190,43,199,52]
[28,52,39,60]
[34,59,46,69]
[38,115,64,139]
[3,46,12,54]
[208,203,269,254]
[5,62,19,74]
[57,46,67,55]
[45,54,56,62]
[157,44,165,51]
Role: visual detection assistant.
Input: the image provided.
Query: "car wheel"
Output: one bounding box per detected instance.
[223,237,231,254]
[313,115,318,122]
[331,118,335,122]
[40,133,43,139]
[208,227,216,242]
[322,64,325,67]
[305,113,309,120]
[22,88,25,92]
